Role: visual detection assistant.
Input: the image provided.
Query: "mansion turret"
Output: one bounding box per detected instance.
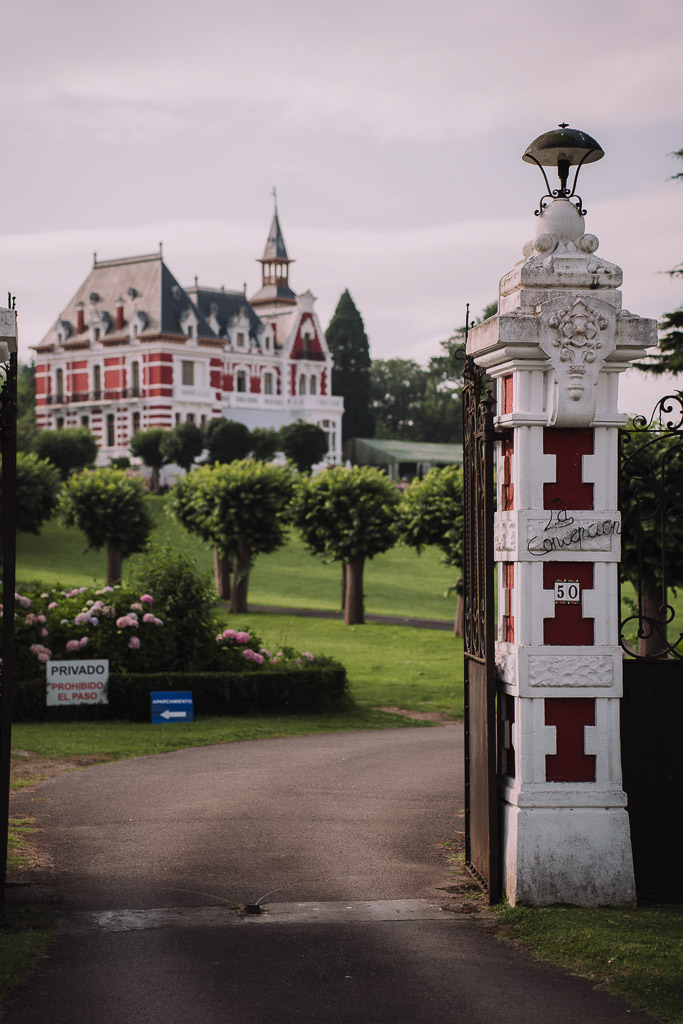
[32,209,343,464]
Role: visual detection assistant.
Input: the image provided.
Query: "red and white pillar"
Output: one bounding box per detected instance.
[468,196,656,905]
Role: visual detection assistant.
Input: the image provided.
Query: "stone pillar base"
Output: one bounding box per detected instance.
[501,803,636,906]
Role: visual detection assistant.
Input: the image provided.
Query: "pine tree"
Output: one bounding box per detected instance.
[326,290,374,442]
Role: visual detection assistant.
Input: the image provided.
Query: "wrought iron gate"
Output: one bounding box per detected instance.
[462,354,499,902]
[618,394,683,901]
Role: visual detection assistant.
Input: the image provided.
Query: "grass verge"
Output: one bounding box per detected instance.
[494,903,683,1024]
[0,905,55,1007]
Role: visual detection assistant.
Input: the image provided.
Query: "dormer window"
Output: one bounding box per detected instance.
[180,307,197,339]
[237,332,245,348]
[55,320,72,344]
[131,311,147,338]
[90,310,110,342]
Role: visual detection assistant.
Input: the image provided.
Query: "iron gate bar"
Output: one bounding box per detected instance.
[0,305,18,917]
[462,354,501,903]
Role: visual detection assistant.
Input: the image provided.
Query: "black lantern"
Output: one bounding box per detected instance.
[523,124,604,216]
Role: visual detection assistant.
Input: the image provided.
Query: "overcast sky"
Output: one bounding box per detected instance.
[1,0,681,414]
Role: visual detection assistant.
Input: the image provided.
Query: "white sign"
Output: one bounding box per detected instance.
[46,660,109,705]
[554,580,580,604]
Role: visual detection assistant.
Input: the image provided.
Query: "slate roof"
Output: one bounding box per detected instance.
[186,285,263,342]
[35,251,215,348]
[261,213,290,261]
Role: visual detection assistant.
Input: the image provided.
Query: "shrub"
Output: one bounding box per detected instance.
[12,661,347,722]
[127,543,220,670]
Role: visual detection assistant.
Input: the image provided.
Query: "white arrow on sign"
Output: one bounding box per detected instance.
[160,710,187,719]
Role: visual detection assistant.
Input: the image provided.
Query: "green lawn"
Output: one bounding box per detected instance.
[16,495,457,622]
[495,904,683,1024]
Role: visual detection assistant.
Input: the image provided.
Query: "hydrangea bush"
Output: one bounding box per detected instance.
[2,584,320,685]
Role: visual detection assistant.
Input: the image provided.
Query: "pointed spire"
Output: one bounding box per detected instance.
[250,191,296,309]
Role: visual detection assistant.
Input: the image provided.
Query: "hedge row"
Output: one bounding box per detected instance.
[13,658,349,722]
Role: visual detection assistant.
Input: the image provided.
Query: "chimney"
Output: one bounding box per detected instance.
[76,302,85,334]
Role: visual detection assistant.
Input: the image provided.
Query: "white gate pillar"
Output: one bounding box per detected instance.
[467,127,656,906]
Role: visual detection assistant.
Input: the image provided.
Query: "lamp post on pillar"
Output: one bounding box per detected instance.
[467,126,656,906]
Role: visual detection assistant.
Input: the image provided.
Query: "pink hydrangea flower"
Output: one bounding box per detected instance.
[41,628,49,637]
[242,649,264,665]
[79,637,88,648]
[222,629,237,640]
[234,631,250,644]
[128,636,141,650]
[37,614,47,624]
[116,614,138,629]
[75,612,90,625]
[130,603,143,613]
[26,613,38,625]
[15,594,32,609]
[140,594,154,605]
[303,652,314,661]
[142,613,162,625]
[48,602,58,610]
[30,643,51,661]
[66,640,81,652]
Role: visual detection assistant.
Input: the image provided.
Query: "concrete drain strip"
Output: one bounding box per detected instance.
[62,900,460,934]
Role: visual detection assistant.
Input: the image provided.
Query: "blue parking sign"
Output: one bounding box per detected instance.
[151,691,194,724]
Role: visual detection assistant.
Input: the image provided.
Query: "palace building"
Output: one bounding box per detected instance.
[32,208,343,466]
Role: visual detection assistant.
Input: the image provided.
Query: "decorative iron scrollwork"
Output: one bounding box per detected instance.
[619,396,683,660]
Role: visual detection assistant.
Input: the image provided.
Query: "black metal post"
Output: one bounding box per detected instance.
[0,304,18,918]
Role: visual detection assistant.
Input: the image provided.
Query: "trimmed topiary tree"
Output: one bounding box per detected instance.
[292,465,400,625]
[159,422,204,472]
[129,427,168,491]
[279,420,328,473]
[0,452,61,535]
[57,468,152,584]
[34,427,98,479]
[205,419,252,464]
[168,460,295,612]
[399,464,464,635]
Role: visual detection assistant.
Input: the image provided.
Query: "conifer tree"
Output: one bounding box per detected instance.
[326,290,374,442]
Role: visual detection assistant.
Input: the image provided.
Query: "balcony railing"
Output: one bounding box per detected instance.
[41,388,142,405]
[223,392,343,413]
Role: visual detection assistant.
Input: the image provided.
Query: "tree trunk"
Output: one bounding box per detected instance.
[341,562,347,611]
[344,558,365,625]
[638,586,669,657]
[230,541,251,614]
[214,548,231,599]
[107,544,123,586]
[453,593,464,638]
[150,465,160,492]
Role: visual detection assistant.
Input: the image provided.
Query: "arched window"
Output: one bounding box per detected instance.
[237,370,247,393]
[310,375,317,395]
[299,375,306,395]
[264,372,273,395]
